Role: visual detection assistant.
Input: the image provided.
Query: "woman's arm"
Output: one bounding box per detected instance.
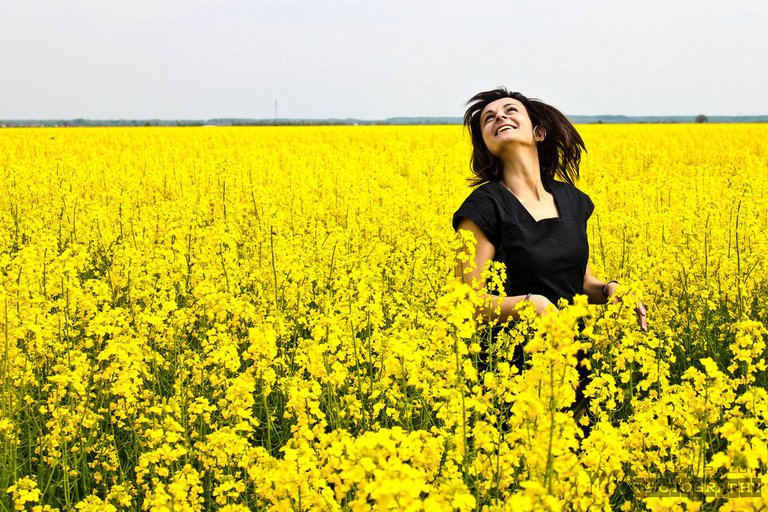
[583,263,614,304]
[583,263,648,331]
[455,218,552,322]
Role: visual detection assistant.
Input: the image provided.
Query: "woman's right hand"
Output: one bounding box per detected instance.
[527,294,553,315]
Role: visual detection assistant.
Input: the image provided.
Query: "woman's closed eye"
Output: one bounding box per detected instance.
[483,107,517,125]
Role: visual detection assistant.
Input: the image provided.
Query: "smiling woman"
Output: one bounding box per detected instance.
[454,87,647,327]
[452,87,648,430]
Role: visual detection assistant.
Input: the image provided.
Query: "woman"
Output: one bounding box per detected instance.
[453,87,647,329]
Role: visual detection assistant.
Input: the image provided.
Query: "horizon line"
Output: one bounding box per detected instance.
[2,114,768,127]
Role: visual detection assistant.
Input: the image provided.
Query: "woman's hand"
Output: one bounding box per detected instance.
[527,294,554,316]
[604,281,648,331]
[635,300,648,332]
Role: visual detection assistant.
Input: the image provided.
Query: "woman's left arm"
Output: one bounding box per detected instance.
[583,264,648,331]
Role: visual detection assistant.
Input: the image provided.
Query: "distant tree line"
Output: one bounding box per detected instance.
[2,115,768,128]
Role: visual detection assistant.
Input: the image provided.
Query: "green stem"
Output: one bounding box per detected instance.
[544,364,555,495]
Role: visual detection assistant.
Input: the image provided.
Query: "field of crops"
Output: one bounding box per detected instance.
[0,124,767,511]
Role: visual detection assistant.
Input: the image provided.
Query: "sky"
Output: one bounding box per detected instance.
[1,0,766,119]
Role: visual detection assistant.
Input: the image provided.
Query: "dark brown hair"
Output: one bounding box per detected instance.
[463,87,585,186]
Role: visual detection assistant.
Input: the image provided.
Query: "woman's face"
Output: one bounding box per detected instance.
[479,97,537,157]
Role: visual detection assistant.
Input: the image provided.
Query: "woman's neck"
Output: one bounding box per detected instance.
[499,151,546,200]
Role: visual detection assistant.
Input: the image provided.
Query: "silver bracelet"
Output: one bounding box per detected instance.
[525,293,532,302]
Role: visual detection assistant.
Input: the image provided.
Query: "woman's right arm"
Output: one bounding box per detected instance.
[454,218,552,322]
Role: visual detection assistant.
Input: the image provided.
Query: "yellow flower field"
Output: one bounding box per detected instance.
[0,124,767,511]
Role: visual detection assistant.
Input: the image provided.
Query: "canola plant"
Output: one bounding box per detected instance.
[0,125,767,510]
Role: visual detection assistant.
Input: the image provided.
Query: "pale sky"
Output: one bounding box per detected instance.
[1,0,766,119]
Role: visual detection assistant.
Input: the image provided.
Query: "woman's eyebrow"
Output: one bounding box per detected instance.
[481,109,496,120]
[482,103,516,120]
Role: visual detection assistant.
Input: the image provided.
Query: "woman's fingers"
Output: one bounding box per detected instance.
[635,301,648,331]
[610,291,648,331]
[531,294,553,316]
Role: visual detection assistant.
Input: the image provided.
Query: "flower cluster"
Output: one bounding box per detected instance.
[0,124,766,510]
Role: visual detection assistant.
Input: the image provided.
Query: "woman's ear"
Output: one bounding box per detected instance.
[533,125,546,142]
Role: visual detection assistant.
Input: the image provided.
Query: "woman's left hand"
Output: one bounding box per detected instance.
[602,279,647,331]
[584,267,648,332]
[635,300,648,332]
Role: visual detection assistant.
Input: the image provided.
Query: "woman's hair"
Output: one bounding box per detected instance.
[463,87,585,186]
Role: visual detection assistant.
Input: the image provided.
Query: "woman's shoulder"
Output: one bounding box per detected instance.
[549,178,594,217]
[465,180,502,199]
[549,178,589,196]
[453,181,505,238]
[550,179,591,201]
[455,181,506,212]
[455,181,503,214]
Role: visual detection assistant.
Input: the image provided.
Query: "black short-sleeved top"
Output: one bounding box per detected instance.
[452,177,594,304]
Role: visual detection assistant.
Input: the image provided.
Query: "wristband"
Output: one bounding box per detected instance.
[602,280,619,299]
[525,293,532,302]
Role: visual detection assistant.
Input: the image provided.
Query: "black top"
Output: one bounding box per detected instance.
[452,178,594,304]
